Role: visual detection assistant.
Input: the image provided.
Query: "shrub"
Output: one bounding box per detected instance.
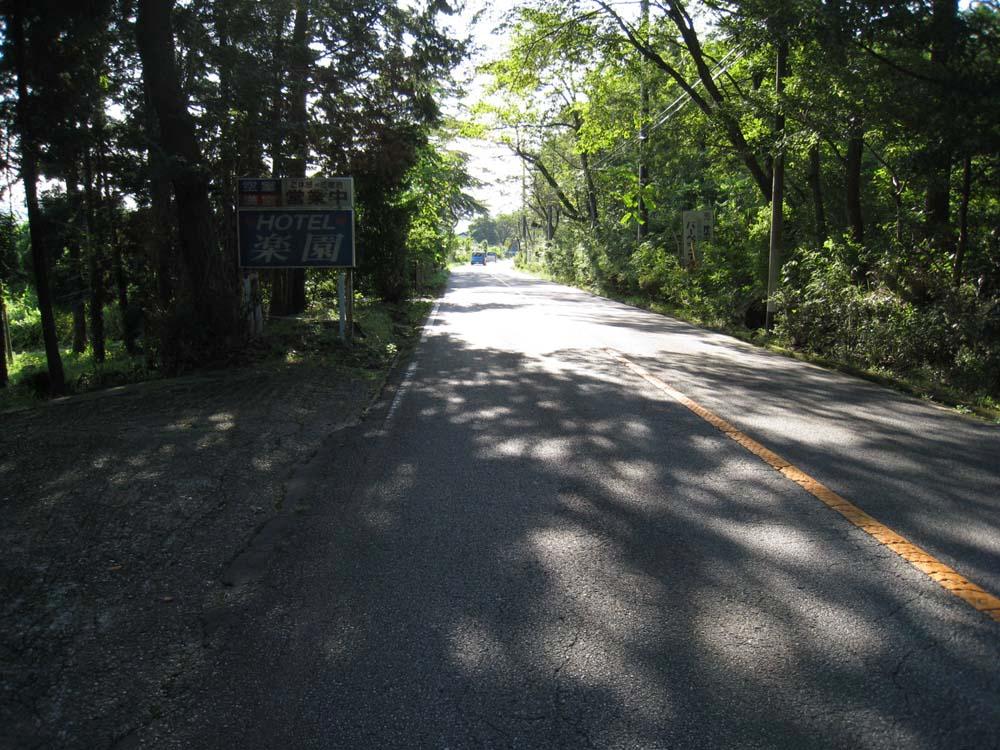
[777,241,1000,396]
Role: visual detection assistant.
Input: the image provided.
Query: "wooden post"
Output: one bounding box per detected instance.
[346,268,354,346]
[243,272,263,336]
[251,272,263,335]
[337,271,346,341]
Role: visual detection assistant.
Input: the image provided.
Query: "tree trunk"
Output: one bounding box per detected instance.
[0,280,9,386]
[580,151,598,228]
[213,1,240,328]
[807,143,826,247]
[97,143,136,354]
[924,159,952,242]
[765,40,788,331]
[270,271,288,319]
[9,1,66,394]
[94,127,136,355]
[113,242,132,350]
[286,0,310,314]
[136,0,240,358]
[924,0,957,244]
[84,147,106,364]
[269,25,286,181]
[953,154,972,286]
[143,83,176,315]
[64,165,88,353]
[1,282,13,367]
[844,119,870,284]
[267,13,290,319]
[845,119,865,244]
[512,146,583,222]
[570,111,598,228]
[893,178,905,245]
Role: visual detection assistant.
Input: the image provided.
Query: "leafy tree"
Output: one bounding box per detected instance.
[403,141,484,279]
[0,0,468,386]
[479,0,1000,395]
[0,0,93,394]
[136,0,242,363]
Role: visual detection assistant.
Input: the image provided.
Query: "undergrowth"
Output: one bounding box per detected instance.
[1,275,442,411]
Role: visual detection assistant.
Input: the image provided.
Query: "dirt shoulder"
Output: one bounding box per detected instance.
[0,341,403,749]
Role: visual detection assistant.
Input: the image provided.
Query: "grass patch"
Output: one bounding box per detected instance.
[1,345,153,411]
[421,267,451,295]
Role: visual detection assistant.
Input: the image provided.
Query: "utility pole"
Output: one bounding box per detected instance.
[637,0,650,241]
[519,127,529,263]
[765,38,788,331]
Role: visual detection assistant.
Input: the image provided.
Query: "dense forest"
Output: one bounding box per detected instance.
[0,0,478,396]
[475,0,1000,405]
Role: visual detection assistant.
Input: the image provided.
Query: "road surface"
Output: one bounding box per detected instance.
[172,263,1000,749]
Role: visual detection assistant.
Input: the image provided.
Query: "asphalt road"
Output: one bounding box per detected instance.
[172,263,1000,749]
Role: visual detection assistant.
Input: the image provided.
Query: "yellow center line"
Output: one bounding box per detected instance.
[610,350,1000,623]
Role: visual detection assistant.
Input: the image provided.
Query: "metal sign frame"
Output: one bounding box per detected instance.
[237,177,356,270]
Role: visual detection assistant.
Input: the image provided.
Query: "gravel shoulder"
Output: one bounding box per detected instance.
[0,358,385,749]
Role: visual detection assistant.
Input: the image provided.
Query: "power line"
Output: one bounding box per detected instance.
[589,46,745,171]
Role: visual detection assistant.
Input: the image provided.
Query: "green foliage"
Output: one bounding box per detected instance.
[1,0,468,388]
[777,244,1000,394]
[5,287,43,351]
[356,198,413,304]
[479,0,1000,402]
[2,344,152,408]
[401,141,483,276]
[6,287,128,355]
[628,241,692,309]
[355,138,479,303]
[0,214,23,285]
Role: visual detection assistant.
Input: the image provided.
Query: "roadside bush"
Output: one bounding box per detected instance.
[697,237,764,326]
[595,230,636,295]
[541,239,574,282]
[628,241,691,309]
[777,242,1000,396]
[357,200,413,302]
[6,286,126,355]
[7,288,43,350]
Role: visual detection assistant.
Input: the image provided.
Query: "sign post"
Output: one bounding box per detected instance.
[346,269,354,345]
[680,209,713,267]
[237,177,356,340]
[337,272,346,341]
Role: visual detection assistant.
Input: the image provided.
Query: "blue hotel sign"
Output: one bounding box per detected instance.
[237,177,355,269]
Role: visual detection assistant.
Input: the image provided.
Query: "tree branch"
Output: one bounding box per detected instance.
[512,144,583,221]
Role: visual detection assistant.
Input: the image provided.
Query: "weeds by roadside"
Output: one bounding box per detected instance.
[1,279,442,412]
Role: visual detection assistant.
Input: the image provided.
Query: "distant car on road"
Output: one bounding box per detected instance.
[486,252,498,263]
[471,251,486,265]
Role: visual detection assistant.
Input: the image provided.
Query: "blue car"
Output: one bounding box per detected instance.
[471,251,486,265]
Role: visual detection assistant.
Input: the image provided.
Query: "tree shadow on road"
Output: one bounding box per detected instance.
[176,333,1000,749]
[0,363,373,749]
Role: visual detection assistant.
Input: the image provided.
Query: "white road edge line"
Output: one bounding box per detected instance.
[382,294,443,431]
